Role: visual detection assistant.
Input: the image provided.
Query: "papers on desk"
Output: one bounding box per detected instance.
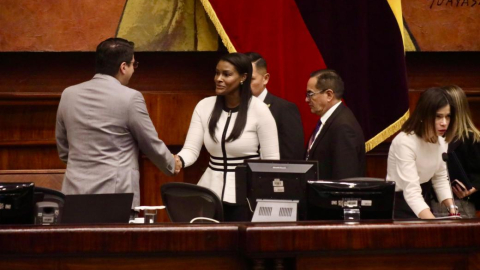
[435,215,462,219]
[129,217,145,224]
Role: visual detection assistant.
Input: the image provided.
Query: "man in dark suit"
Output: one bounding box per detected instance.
[305,69,365,180]
[246,52,304,160]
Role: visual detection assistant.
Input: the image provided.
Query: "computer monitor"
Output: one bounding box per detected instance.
[307,179,395,221]
[0,182,35,224]
[244,160,318,220]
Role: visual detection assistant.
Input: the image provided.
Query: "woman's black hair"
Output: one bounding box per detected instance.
[208,53,253,142]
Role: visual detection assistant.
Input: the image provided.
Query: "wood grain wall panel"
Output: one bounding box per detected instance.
[297,253,467,270]
[142,92,210,145]
[0,170,64,191]
[0,92,210,146]
[0,256,244,270]
[0,145,64,170]
[0,105,57,142]
[1,52,223,93]
[406,52,480,90]
[365,144,389,179]
[467,94,480,128]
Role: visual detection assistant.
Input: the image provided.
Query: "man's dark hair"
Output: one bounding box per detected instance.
[310,69,344,99]
[245,52,267,72]
[95,38,135,76]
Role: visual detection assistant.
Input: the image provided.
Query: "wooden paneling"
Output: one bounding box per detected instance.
[0,221,479,269]
[142,92,210,145]
[0,170,64,191]
[1,52,222,93]
[0,145,64,170]
[242,221,480,253]
[2,51,480,214]
[406,52,480,90]
[0,224,240,254]
[0,256,243,270]
[297,253,467,270]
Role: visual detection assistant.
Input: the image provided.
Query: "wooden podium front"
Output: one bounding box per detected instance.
[0,220,479,270]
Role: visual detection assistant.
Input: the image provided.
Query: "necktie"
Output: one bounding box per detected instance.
[306,120,322,160]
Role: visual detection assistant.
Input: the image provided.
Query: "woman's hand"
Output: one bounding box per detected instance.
[441,198,460,216]
[452,185,477,199]
[173,154,182,175]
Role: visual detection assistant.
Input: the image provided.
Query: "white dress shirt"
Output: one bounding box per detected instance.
[257,88,268,102]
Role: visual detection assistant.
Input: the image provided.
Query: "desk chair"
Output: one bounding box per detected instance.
[161,183,224,223]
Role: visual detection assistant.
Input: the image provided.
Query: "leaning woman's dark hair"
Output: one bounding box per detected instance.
[401,87,456,143]
[208,53,253,142]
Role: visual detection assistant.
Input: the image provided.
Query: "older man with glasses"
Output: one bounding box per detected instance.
[305,69,366,180]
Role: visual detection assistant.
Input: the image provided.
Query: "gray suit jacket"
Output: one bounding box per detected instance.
[56,74,175,207]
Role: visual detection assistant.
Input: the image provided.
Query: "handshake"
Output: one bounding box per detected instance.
[173,154,183,175]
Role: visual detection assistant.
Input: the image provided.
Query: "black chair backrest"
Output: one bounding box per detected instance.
[161,183,224,222]
[340,177,385,182]
[34,187,66,206]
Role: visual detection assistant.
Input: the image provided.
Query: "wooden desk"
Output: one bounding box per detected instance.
[242,220,480,269]
[1,220,479,270]
[0,223,243,270]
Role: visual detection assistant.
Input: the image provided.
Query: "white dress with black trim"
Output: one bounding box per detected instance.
[178,96,280,203]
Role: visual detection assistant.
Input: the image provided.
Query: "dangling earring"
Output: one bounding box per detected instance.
[240,81,244,85]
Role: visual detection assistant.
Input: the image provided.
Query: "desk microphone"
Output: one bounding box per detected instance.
[442,152,460,217]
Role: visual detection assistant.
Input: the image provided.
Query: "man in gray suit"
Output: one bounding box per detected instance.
[56,38,180,208]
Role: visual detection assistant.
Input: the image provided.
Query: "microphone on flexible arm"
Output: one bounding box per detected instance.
[442,153,460,218]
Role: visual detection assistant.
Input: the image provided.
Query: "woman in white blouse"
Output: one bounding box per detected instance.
[387,87,457,219]
[177,53,280,221]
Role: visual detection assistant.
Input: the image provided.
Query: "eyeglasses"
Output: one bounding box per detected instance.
[129,61,139,69]
[306,89,328,99]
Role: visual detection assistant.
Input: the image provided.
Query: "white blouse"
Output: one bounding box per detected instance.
[178,96,280,203]
[386,132,452,216]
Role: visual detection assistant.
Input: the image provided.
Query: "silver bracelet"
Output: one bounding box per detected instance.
[447,204,458,211]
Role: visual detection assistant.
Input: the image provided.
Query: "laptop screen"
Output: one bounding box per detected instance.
[61,193,133,224]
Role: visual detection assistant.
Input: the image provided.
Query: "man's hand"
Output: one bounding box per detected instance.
[174,155,182,175]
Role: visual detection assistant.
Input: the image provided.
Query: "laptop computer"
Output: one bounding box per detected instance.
[61,193,133,224]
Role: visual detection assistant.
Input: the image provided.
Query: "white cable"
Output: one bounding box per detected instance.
[189,217,220,223]
[246,198,254,213]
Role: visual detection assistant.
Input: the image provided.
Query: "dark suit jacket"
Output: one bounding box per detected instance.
[448,135,480,208]
[264,92,304,160]
[307,103,366,180]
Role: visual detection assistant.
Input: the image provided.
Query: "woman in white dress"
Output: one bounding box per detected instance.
[177,53,280,221]
[387,87,457,219]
